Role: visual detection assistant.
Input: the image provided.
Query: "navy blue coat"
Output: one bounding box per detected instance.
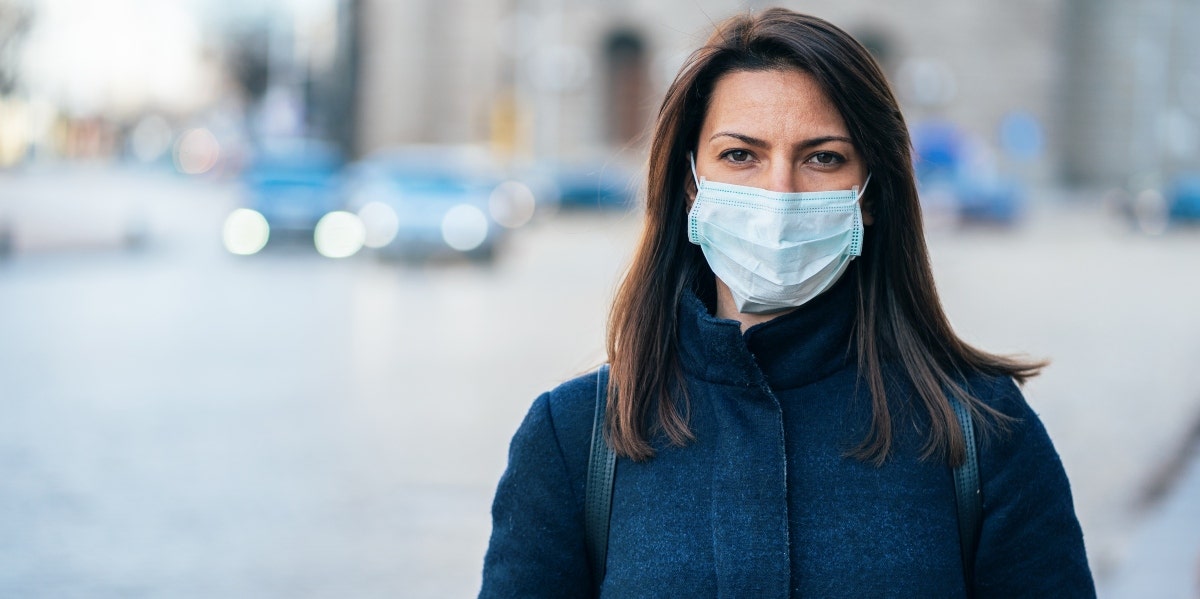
[481,277,1094,597]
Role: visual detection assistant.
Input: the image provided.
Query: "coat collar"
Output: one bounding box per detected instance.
[676,267,858,391]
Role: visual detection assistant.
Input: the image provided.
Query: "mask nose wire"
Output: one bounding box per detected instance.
[688,152,701,189]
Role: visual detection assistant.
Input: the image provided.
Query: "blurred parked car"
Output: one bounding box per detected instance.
[516,159,638,211]
[341,146,521,262]
[951,179,1023,224]
[1113,172,1200,235]
[0,167,148,257]
[1167,173,1200,222]
[239,140,344,239]
[911,119,1026,226]
[222,139,345,256]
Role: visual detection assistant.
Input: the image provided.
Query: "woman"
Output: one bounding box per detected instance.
[481,8,1094,597]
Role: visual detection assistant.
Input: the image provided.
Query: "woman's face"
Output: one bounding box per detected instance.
[692,68,871,222]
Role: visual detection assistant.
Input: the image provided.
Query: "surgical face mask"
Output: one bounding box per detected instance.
[687,154,869,314]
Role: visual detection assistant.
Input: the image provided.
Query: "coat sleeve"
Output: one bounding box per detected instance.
[973,377,1096,598]
[479,392,593,598]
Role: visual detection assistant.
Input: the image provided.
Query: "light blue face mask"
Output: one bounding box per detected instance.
[687,153,869,314]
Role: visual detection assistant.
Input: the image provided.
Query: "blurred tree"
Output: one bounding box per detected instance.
[0,2,32,96]
[604,27,648,146]
[852,26,895,74]
[307,0,358,158]
[226,28,271,104]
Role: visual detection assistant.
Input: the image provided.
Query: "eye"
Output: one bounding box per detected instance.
[720,149,753,163]
[809,151,844,166]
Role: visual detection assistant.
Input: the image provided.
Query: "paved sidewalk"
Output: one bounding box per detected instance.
[1102,438,1200,598]
[0,174,1196,596]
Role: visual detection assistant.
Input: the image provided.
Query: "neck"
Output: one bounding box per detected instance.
[714,277,797,332]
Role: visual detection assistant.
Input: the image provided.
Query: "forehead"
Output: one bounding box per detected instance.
[700,68,849,140]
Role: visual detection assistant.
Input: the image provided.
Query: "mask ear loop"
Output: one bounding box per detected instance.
[685,153,704,244]
[848,172,872,257]
[847,172,871,257]
[854,173,872,200]
[688,152,703,188]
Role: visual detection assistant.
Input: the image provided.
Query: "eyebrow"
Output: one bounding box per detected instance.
[709,132,854,150]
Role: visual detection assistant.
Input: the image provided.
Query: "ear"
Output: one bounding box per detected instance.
[859,191,874,226]
[856,169,875,225]
[861,200,874,226]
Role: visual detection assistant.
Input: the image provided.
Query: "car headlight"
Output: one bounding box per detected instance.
[441,204,489,251]
[357,201,400,248]
[489,180,537,229]
[223,208,270,255]
[313,211,366,258]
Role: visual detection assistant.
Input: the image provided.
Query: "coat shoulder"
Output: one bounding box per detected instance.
[501,367,604,504]
[540,367,605,485]
[956,372,1032,419]
[963,372,1096,593]
[481,369,604,595]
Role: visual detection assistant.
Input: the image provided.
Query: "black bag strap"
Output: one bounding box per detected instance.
[584,365,616,587]
[949,396,982,593]
[583,366,982,592]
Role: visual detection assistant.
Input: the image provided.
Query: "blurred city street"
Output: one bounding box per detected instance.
[0,168,1198,597]
[0,167,633,598]
[2,0,1199,596]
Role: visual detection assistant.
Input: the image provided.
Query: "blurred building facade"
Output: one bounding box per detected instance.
[1059,0,1200,188]
[354,0,1200,189]
[1,0,1197,190]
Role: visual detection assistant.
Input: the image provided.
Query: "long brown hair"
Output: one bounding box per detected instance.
[605,8,1044,465]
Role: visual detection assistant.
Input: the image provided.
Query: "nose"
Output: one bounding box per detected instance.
[764,160,799,193]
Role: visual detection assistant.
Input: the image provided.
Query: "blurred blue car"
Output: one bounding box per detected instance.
[911,120,1025,226]
[952,179,1023,224]
[341,146,509,262]
[1116,173,1200,235]
[241,140,344,240]
[1168,173,1200,222]
[524,160,637,210]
